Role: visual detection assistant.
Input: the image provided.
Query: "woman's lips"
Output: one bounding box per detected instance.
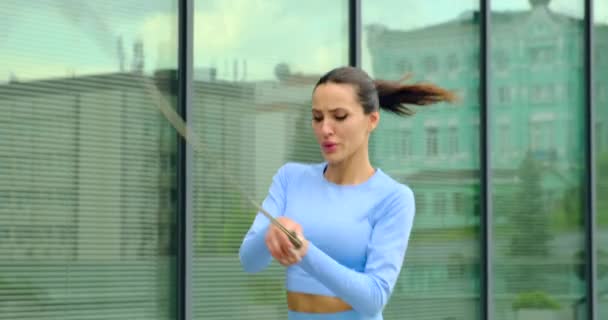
[322,142,337,153]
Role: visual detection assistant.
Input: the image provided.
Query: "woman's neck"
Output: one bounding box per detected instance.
[324,149,375,185]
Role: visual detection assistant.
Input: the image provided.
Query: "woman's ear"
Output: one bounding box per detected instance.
[368,111,379,133]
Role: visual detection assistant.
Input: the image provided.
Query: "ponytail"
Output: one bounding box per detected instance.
[315,66,457,117]
[374,78,457,116]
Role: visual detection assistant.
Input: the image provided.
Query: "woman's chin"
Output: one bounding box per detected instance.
[321,152,343,164]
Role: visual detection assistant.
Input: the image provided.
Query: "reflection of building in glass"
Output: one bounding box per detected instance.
[179,66,322,255]
[366,2,608,319]
[0,72,176,260]
[0,72,177,316]
[367,3,608,228]
[2,1,606,318]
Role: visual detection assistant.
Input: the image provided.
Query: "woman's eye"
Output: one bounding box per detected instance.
[335,115,347,121]
[313,116,323,122]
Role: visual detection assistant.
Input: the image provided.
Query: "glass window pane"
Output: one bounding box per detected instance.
[0,1,178,319]
[363,1,481,319]
[192,1,348,319]
[594,1,608,319]
[491,2,587,320]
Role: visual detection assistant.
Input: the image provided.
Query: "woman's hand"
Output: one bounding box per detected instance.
[265,217,309,267]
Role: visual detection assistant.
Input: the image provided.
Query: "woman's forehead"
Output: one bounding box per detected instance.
[312,83,359,108]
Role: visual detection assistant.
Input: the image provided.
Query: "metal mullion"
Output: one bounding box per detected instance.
[584,0,597,319]
[480,1,493,319]
[177,0,194,319]
[349,0,361,67]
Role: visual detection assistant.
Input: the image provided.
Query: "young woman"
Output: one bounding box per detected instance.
[239,66,455,319]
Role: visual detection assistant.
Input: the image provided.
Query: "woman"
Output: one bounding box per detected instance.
[239,66,455,319]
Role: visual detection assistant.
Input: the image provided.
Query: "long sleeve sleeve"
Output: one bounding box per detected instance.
[238,165,288,273]
[296,186,415,317]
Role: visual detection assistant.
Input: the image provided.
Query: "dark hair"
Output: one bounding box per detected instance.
[314,66,456,116]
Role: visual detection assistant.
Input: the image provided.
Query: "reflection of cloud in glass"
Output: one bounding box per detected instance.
[0,0,176,81]
[597,1,608,23]
[2,0,606,82]
[0,6,11,44]
[189,0,347,80]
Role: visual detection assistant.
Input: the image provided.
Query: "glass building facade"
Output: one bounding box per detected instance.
[0,1,606,320]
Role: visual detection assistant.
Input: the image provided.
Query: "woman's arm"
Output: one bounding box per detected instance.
[296,186,415,317]
[238,165,289,273]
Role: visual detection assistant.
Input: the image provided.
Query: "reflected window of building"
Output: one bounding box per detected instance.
[434,192,448,217]
[530,122,542,152]
[449,126,459,156]
[529,84,556,104]
[402,129,413,158]
[396,58,413,74]
[453,192,465,215]
[448,254,466,279]
[415,193,427,215]
[529,45,556,65]
[495,49,509,72]
[498,86,513,104]
[499,123,511,156]
[426,126,439,157]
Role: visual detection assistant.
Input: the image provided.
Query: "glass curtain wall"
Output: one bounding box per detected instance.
[594,1,608,319]
[490,1,587,320]
[362,1,482,320]
[0,1,179,320]
[191,1,348,319]
[0,1,606,319]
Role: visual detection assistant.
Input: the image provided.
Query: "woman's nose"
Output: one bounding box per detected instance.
[320,120,334,136]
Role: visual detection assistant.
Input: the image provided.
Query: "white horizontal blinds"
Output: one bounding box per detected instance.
[0,74,176,320]
[192,80,328,319]
[191,1,349,318]
[0,85,79,262]
[192,82,280,319]
[1,0,178,318]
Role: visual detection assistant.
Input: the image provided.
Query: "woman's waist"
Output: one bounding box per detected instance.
[287,291,352,314]
[286,269,348,313]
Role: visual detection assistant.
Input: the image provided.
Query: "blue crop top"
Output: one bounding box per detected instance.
[238,162,415,318]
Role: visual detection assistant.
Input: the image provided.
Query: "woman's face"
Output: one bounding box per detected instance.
[311,82,378,165]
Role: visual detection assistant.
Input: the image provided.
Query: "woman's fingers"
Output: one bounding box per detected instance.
[277,249,300,266]
[265,230,283,260]
[266,226,291,260]
[264,217,306,266]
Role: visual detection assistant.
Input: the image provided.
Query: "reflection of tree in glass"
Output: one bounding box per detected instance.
[274,63,290,82]
[507,152,552,292]
[509,152,551,257]
[0,277,47,312]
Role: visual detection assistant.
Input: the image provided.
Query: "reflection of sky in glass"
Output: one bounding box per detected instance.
[192,0,348,81]
[0,0,606,82]
[0,0,177,82]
